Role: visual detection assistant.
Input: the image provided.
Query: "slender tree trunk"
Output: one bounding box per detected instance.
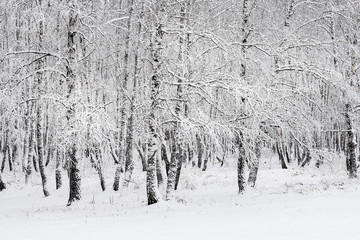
[276,143,288,169]
[156,152,164,187]
[114,0,134,191]
[300,147,311,167]
[196,134,203,168]
[36,2,49,196]
[136,141,147,172]
[174,147,183,190]
[166,131,178,200]
[123,0,138,188]
[237,133,246,193]
[345,103,357,179]
[25,121,35,184]
[166,1,187,200]
[240,0,249,78]
[1,145,7,173]
[161,141,170,175]
[55,149,62,189]
[90,149,106,191]
[66,2,81,206]
[202,142,209,171]
[284,0,295,27]
[146,9,164,204]
[248,138,261,187]
[22,100,31,172]
[36,94,49,196]
[7,145,13,172]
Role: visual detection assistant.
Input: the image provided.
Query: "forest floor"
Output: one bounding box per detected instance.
[0,152,359,240]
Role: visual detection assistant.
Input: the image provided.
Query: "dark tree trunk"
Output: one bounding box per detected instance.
[276,143,288,169]
[345,103,357,178]
[295,143,302,165]
[196,134,203,169]
[7,146,13,172]
[1,147,7,173]
[284,0,295,27]
[0,173,5,191]
[67,146,81,206]
[237,133,246,193]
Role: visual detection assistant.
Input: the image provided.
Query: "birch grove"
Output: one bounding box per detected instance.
[0,0,360,205]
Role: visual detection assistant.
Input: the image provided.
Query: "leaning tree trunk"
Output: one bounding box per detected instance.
[345,103,357,179]
[90,149,106,191]
[248,137,261,187]
[66,2,81,206]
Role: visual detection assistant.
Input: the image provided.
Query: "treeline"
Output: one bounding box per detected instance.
[0,0,359,204]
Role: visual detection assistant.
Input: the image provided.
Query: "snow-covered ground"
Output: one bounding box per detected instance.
[1,152,359,240]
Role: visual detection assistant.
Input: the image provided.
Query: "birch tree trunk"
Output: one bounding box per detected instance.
[237,133,246,193]
[345,103,357,179]
[165,1,187,200]
[36,0,49,197]
[248,137,261,187]
[90,149,106,191]
[196,134,203,168]
[146,2,165,204]
[66,1,81,206]
[55,149,62,189]
[166,130,178,200]
[123,0,136,188]
[25,119,35,184]
[113,0,134,191]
